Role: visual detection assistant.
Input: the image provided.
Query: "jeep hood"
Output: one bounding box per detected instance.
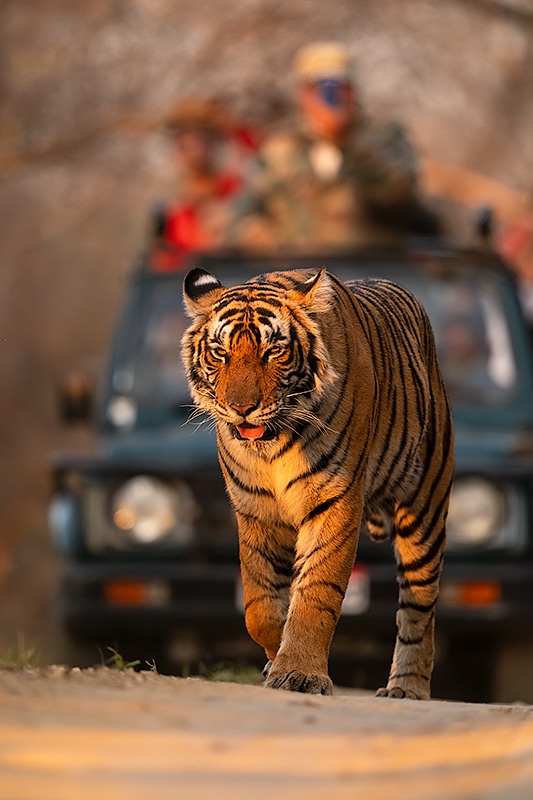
[454,422,533,475]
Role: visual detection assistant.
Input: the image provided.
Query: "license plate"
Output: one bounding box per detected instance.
[235,566,370,615]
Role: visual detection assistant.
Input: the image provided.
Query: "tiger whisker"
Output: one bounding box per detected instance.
[286,404,338,434]
[182,405,213,428]
[182,417,209,432]
[286,387,316,399]
[183,405,208,420]
[282,418,306,436]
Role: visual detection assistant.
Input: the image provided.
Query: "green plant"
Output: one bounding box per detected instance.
[0,633,42,670]
[102,646,141,671]
[201,662,263,685]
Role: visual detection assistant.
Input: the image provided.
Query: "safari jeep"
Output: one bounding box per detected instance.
[49,243,533,701]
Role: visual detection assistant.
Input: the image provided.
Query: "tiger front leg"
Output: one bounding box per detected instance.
[265,507,360,695]
[237,515,294,664]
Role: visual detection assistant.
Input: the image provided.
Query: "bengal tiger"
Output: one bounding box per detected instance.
[181,266,454,698]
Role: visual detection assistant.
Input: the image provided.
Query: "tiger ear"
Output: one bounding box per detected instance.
[289,268,332,313]
[183,268,225,318]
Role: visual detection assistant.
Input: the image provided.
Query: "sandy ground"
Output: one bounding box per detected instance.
[1,668,533,800]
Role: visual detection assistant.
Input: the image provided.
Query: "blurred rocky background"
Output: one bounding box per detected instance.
[1,0,533,662]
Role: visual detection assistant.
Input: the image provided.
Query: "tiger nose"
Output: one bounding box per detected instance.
[229,403,257,417]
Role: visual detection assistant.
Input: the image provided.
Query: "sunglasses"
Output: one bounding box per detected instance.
[311,79,350,108]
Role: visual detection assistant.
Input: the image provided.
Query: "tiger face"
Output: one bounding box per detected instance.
[182,267,336,442]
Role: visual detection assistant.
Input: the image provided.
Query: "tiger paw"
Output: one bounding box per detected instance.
[264,669,333,695]
[376,682,430,700]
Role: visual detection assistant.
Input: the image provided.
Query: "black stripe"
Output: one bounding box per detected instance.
[299,579,346,598]
[295,529,354,579]
[219,449,275,498]
[398,632,425,646]
[396,527,446,574]
[391,671,430,681]
[284,389,357,490]
[398,411,454,534]
[398,598,438,613]
[304,495,339,523]
[398,559,443,589]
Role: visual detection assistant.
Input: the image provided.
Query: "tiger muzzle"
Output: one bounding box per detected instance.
[229,402,270,441]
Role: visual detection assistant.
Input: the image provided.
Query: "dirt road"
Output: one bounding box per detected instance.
[1,667,533,800]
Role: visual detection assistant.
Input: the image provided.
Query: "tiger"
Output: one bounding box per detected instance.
[181,265,454,698]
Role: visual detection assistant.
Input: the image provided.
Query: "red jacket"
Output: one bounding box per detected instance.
[151,173,241,272]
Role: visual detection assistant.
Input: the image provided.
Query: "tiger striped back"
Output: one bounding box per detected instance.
[182,266,454,697]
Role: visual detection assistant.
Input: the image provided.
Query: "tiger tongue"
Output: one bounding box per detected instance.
[237,423,266,440]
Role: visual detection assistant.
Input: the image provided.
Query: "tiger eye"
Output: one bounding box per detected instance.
[268,346,285,358]
[211,345,228,361]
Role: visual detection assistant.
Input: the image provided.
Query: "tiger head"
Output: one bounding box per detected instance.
[181,267,337,442]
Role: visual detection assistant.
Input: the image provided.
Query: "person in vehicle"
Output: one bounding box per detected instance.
[232,41,439,252]
[150,100,243,271]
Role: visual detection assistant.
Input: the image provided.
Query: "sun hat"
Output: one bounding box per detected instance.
[294,42,353,83]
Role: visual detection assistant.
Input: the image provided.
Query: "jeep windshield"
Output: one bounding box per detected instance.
[104,250,533,430]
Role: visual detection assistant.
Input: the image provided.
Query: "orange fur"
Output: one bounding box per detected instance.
[182,267,454,697]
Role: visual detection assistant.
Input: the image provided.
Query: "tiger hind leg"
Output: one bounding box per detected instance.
[377,501,447,700]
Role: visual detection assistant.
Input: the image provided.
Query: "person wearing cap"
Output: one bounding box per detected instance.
[232,42,438,252]
[151,99,243,271]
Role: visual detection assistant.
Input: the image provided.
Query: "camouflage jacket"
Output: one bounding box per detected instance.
[232,121,436,251]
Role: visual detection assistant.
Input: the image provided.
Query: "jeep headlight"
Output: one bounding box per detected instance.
[111,476,195,545]
[107,395,137,429]
[447,476,505,547]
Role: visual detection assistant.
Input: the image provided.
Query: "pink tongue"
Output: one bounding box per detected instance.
[237,424,266,440]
